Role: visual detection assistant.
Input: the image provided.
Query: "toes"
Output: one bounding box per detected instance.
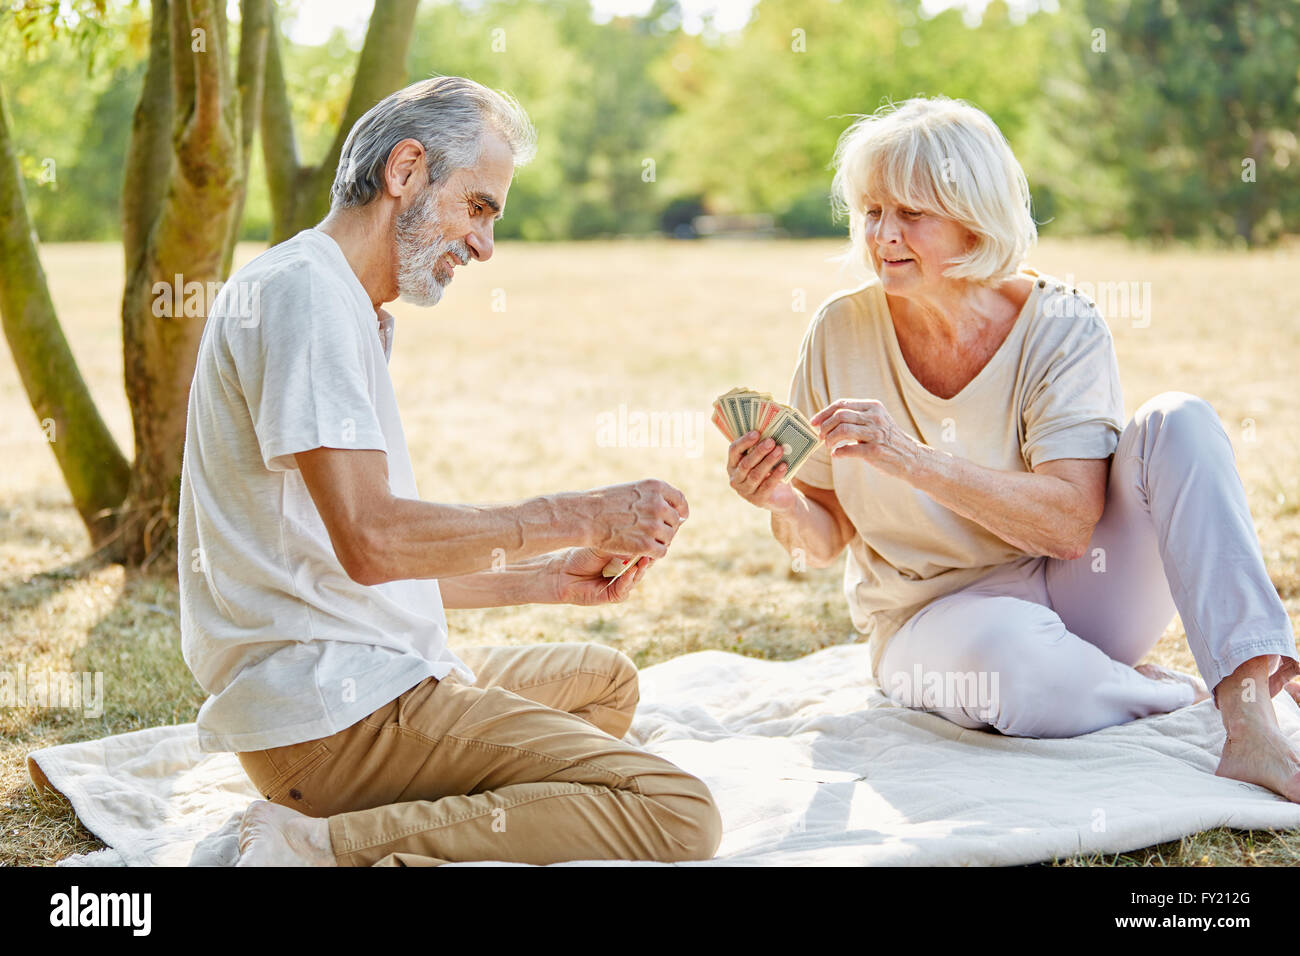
[238,801,273,856]
[1281,771,1300,804]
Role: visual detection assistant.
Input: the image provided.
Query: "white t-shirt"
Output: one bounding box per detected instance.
[178,228,474,753]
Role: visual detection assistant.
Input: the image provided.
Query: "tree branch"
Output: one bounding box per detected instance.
[235,0,269,173]
[262,0,419,242]
[169,0,196,128]
[260,6,300,242]
[307,0,421,202]
[121,0,173,270]
[187,0,225,145]
[223,0,270,272]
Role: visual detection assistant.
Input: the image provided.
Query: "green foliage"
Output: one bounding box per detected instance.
[777,188,837,237]
[655,0,1056,225]
[2,0,1296,244]
[1,1,148,241]
[1,0,121,71]
[1074,0,1300,245]
[405,0,678,239]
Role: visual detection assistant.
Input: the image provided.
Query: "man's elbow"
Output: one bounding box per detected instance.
[344,560,389,587]
[337,526,392,586]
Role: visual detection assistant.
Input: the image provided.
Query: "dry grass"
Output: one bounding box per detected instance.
[2,236,1298,866]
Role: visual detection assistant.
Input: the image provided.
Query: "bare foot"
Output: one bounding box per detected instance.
[1286,682,1300,708]
[1268,655,1300,698]
[1215,710,1300,803]
[237,799,337,867]
[1135,662,1210,704]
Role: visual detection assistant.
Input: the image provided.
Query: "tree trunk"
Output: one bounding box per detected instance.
[2,0,393,567]
[262,0,420,244]
[0,84,131,545]
[117,0,268,568]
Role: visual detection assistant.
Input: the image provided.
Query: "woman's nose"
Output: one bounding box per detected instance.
[875,210,904,242]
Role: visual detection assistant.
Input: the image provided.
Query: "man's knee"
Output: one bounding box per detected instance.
[581,644,639,737]
[596,644,639,701]
[650,774,723,862]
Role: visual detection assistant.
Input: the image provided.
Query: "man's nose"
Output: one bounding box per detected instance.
[466,224,494,263]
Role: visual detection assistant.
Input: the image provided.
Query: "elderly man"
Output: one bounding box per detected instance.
[177,77,721,866]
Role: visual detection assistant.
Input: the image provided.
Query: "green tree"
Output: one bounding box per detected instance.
[261,0,421,243]
[405,0,678,238]
[0,8,147,241]
[1076,0,1300,244]
[654,0,1055,229]
[0,0,419,565]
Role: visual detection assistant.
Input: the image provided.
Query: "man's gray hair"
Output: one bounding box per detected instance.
[330,75,537,210]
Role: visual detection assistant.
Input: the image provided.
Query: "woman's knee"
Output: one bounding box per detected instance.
[884,596,1066,719]
[1135,391,1224,446]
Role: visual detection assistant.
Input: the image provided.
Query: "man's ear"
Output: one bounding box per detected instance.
[383,138,427,202]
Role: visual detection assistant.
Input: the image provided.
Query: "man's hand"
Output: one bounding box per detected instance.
[543,548,654,606]
[580,479,688,559]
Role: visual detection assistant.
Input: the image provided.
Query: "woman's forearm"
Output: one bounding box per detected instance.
[769,491,849,568]
[812,400,1105,563]
[898,442,1098,560]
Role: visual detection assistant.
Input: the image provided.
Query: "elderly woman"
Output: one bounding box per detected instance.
[725,96,1300,801]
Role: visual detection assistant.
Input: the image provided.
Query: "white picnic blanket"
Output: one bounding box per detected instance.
[28,644,1300,866]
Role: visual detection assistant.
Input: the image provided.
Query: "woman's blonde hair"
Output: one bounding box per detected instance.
[831,96,1037,285]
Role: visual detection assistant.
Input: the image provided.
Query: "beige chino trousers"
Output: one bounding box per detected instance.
[236,643,722,865]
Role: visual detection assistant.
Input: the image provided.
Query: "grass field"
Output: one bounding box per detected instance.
[2,236,1299,866]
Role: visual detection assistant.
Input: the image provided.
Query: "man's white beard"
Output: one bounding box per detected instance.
[395,189,470,307]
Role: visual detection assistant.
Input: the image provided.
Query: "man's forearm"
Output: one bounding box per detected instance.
[364,492,590,584]
[438,554,555,609]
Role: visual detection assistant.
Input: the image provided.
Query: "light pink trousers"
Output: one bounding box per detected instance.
[879,391,1300,738]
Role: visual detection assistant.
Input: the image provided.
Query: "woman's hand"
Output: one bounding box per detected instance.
[726,431,801,513]
[544,548,653,606]
[810,399,919,477]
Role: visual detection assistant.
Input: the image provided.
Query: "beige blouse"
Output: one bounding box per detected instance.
[787,269,1125,678]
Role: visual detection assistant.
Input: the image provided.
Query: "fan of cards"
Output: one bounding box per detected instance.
[600,387,823,585]
[711,387,823,482]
